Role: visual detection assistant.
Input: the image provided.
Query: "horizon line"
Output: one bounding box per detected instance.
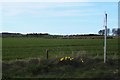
[1,31,100,35]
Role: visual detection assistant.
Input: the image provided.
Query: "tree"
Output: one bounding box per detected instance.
[98,29,104,35]
[117,28,120,36]
[112,28,120,36]
[98,28,110,36]
[112,28,117,36]
[98,30,102,35]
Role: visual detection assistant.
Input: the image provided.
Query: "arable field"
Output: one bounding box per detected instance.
[2,37,119,79]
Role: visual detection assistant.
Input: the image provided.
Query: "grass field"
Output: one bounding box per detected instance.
[2,37,118,61]
[2,37,119,79]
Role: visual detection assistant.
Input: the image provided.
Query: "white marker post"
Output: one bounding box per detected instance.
[104,12,107,63]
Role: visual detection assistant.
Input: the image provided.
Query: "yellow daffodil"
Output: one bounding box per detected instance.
[65,57,68,60]
[70,58,74,60]
[60,58,64,61]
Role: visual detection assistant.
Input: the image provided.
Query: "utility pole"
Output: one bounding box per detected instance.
[104,12,107,63]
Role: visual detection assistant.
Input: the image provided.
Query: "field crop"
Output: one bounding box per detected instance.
[2,37,119,79]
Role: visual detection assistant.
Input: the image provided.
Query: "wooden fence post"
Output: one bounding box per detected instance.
[46,49,49,60]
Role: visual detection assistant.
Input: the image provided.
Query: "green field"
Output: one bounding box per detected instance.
[2,37,119,78]
[2,38,118,61]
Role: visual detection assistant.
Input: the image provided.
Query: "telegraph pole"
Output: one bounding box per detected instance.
[104,12,107,63]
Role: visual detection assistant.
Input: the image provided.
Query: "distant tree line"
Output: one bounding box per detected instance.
[1,28,119,39]
[1,32,50,38]
[1,32,63,38]
[26,33,49,37]
[1,32,22,37]
[1,32,102,38]
[98,28,120,36]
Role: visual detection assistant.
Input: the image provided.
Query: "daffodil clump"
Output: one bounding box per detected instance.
[59,56,85,66]
[59,56,74,65]
[60,56,74,62]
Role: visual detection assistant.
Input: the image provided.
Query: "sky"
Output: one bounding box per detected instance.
[0,1,118,35]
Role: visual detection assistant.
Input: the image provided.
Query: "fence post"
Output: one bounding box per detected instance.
[46,49,49,60]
